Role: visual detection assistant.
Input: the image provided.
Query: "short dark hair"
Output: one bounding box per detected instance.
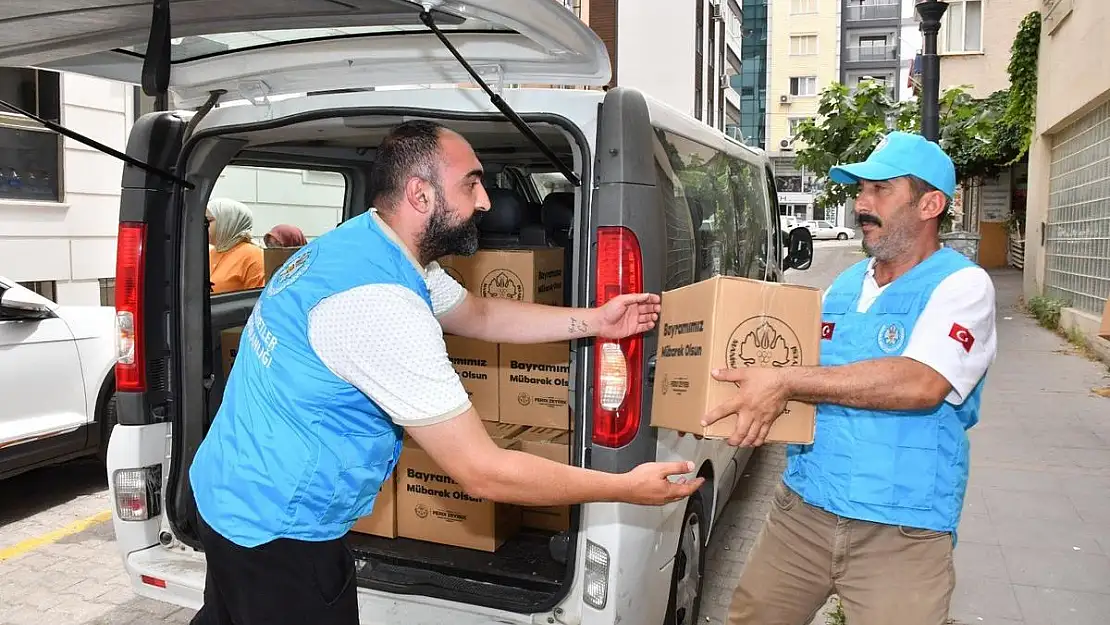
[370,120,447,208]
[907,175,949,214]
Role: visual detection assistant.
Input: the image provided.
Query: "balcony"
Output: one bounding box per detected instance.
[845,44,898,64]
[844,1,900,23]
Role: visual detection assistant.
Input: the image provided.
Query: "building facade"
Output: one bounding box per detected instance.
[841,0,902,100]
[0,70,133,306]
[1023,0,1110,348]
[763,0,841,223]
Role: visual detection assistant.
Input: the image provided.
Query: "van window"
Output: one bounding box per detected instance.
[208,165,348,295]
[654,128,771,282]
[651,131,697,290]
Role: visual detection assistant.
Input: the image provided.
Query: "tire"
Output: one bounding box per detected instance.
[837,233,848,240]
[663,493,708,625]
[97,392,118,464]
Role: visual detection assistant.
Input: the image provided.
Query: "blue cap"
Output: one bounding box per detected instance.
[828,131,956,199]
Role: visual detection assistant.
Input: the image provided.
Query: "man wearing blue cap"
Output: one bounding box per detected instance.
[706,132,998,624]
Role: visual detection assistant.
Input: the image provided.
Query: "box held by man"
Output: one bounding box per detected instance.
[650,276,821,444]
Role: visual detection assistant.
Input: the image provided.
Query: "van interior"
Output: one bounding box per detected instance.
[190,112,587,613]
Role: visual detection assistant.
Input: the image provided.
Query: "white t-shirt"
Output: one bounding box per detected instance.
[305,212,472,426]
[833,258,998,405]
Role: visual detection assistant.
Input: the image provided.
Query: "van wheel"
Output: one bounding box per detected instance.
[837,233,848,240]
[97,393,118,464]
[664,493,707,625]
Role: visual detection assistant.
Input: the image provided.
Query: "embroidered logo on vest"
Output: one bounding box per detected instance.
[821,321,836,340]
[876,320,907,353]
[265,247,314,297]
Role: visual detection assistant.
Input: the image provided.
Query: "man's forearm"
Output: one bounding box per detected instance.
[781,357,951,411]
[466,297,599,344]
[473,448,627,506]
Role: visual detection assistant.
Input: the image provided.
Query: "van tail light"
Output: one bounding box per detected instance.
[115,222,147,392]
[112,464,162,522]
[592,226,644,449]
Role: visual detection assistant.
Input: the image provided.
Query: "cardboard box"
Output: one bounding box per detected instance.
[484,422,527,440]
[1099,298,1110,340]
[263,246,302,280]
[441,248,564,305]
[513,429,572,532]
[499,342,570,429]
[220,327,244,374]
[350,474,396,538]
[649,276,821,444]
[397,438,522,552]
[444,335,500,422]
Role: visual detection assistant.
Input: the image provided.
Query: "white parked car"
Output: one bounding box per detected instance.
[802,220,856,240]
[0,277,118,480]
[1,2,814,624]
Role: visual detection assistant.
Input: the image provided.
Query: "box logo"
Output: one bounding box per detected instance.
[415,504,429,519]
[726,316,802,370]
[482,270,524,300]
[517,392,532,406]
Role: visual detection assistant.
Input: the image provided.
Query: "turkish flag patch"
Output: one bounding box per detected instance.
[821,322,836,340]
[949,323,975,352]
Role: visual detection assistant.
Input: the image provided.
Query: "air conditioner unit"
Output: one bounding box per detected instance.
[780,94,793,104]
[780,139,793,150]
[710,3,723,21]
[720,74,731,89]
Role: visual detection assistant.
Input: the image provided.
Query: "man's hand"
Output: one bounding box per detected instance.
[596,293,662,339]
[619,461,705,505]
[702,367,790,447]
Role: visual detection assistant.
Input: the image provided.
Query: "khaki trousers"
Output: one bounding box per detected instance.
[728,481,956,625]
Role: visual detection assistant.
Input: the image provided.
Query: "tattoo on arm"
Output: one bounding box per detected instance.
[568,317,590,335]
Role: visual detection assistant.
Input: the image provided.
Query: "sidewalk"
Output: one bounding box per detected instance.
[702,269,1110,625]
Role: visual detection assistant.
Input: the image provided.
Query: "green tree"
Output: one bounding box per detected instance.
[790,10,1041,230]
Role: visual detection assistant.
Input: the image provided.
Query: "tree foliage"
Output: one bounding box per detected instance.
[791,11,1042,219]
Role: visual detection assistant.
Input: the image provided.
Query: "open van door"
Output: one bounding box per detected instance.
[0,1,611,109]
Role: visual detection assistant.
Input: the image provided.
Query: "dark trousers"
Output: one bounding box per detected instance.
[189,515,358,625]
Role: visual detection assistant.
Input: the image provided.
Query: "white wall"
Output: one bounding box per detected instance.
[0,73,131,306]
[616,0,697,117]
[899,0,924,102]
[211,166,346,242]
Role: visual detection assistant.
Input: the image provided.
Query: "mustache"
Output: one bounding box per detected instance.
[858,213,883,227]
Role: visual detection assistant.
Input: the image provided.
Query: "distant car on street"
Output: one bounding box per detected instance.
[802,220,856,240]
[0,276,118,480]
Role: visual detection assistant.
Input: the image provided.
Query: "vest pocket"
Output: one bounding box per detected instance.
[848,415,939,511]
[316,432,399,525]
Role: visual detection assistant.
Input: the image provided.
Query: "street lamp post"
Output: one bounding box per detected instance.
[916,0,949,142]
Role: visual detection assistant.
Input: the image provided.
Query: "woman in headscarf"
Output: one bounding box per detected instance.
[263,224,308,248]
[207,198,265,294]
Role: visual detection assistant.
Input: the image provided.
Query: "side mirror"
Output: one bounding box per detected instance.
[784,226,814,271]
[0,286,54,320]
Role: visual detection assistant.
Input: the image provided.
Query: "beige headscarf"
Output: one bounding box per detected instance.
[208,198,254,253]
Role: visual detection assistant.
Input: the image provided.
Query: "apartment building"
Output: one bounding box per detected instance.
[841,0,903,100]
[764,0,841,223]
[571,0,743,133]
[938,0,1032,98]
[1023,0,1110,350]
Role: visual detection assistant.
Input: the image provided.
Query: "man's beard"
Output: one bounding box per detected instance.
[418,192,481,264]
[860,209,913,261]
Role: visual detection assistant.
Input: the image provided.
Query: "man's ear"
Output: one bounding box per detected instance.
[919,190,947,221]
[404,176,434,215]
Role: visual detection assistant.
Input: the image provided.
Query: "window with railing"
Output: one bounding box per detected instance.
[844,0,899,22]
[848,35,895,62]
[0,67,62,203]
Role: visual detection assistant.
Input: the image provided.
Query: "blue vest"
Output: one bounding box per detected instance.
[189,212,432,548]
[783,247,985,536]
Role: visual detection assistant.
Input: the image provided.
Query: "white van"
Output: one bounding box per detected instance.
[1,3,814,623]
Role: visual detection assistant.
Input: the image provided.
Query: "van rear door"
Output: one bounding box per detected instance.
[0,1,611,108]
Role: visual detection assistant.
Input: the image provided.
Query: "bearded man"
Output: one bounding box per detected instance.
[187,120,702,625]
